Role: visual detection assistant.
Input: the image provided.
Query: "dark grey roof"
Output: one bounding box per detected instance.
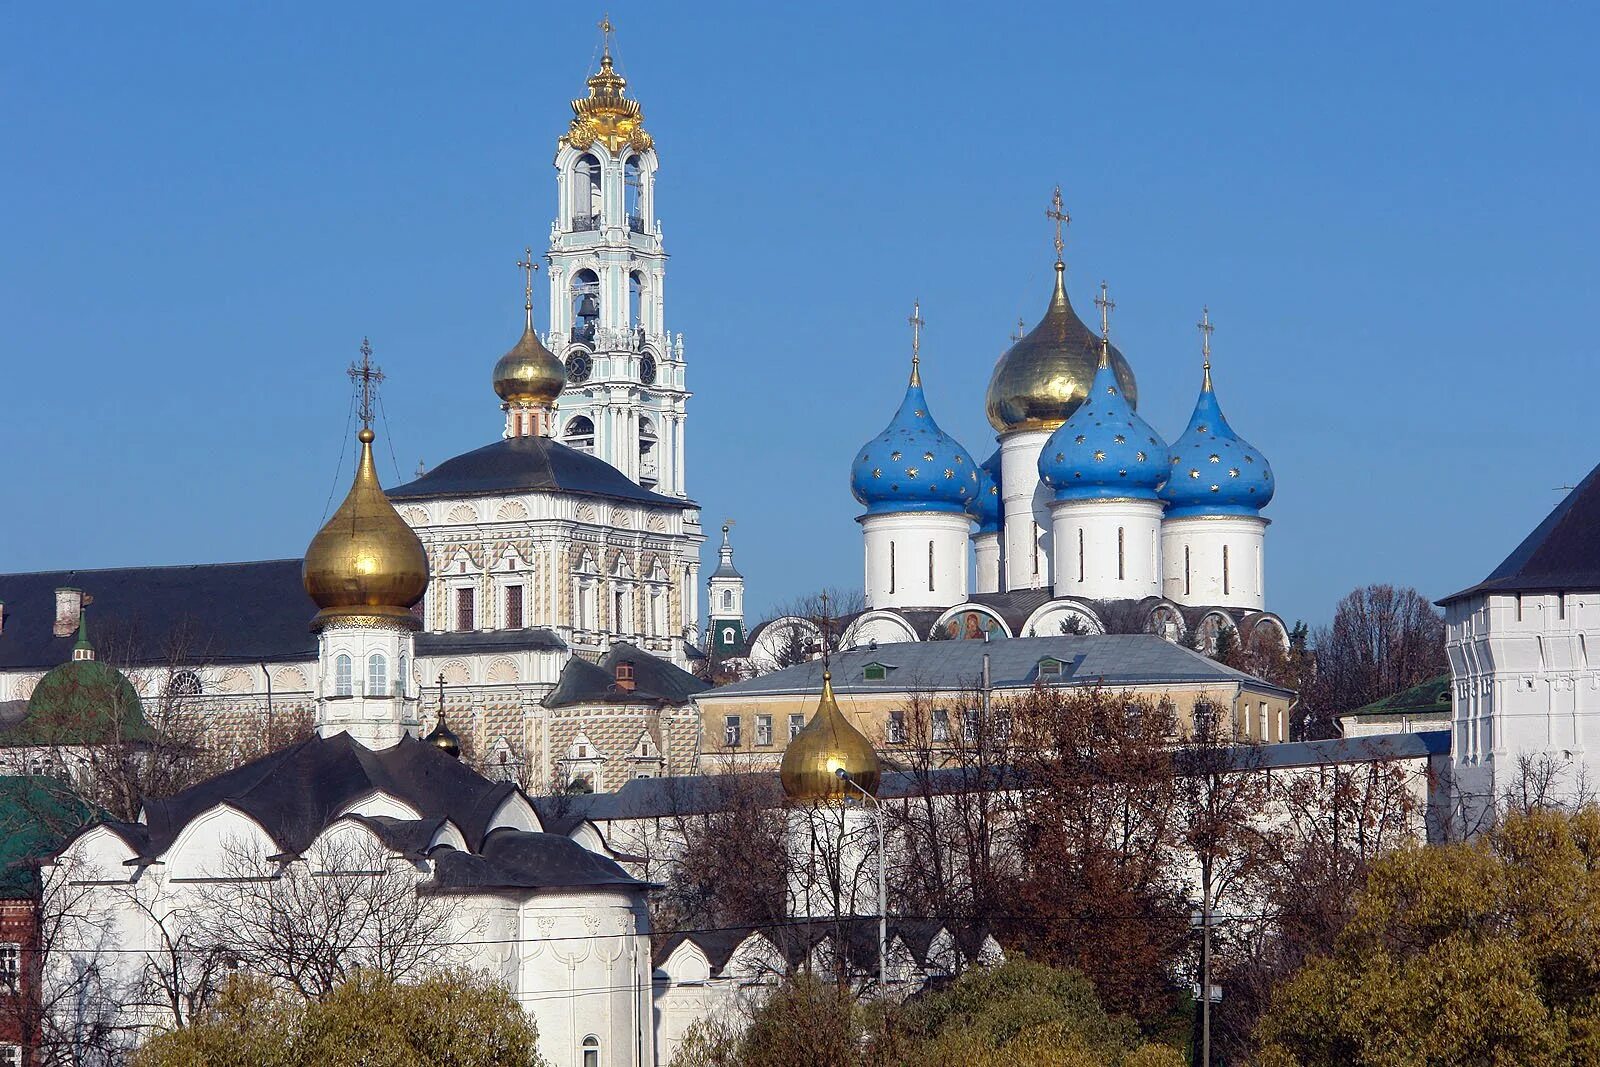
[415,628,566,656]
[120,733,524,858]
[963,588,1054,633]
[543,641,708,709]
[425,826,644,893]
[1440,461,1600,604]
[0,560,316,671]
[653,918,993,975]
[708,633,1292,700]
[387,435,693,509]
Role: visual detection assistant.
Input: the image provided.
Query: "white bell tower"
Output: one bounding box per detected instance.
[548,24,688,498]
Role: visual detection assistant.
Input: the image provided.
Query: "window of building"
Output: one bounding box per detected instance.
[864,663,887,681]
[1038,657,1063,679]
[962,708,981,744]
[397,653,408,698]
[724,715,741,748]
[0,942,18,992]
[756,715,773,746]
[789,713,806,740]
[1184,545,1191,597]
[1222,545,1230,596]
[1077,528,1085,583]
[1117,527,1126,580]
[367,654,388,698]
[456,587,475,631]
[1258,701,1269,741]
[889,541,896,595]
[565,415,596,453]
[888,710,905,744]
[168,670,202,697]
[928,540,935,592]
[582,1036,600,1067]
[334,654,353,697]
[1193,700,1219,737]
[505,584,524,629]
[613,586,629,632]
[0,1045,19,1067]
[616,662,635,688]
[721,588,734,611]
[932,708,950,743]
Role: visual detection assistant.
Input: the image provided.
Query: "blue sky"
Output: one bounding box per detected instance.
[2,2,1596,629]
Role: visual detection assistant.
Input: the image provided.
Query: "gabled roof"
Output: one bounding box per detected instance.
[707,634,1293,700]
[0,776,94,898]
[130,733,524,858]
[426,825,645,893]
[387,435,694,509]
[543,641,708,709]
[1441,460,1600,604]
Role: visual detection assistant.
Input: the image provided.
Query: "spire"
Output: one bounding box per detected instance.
[72,610,94,662]
[1198,305,1215,392]
[712,520,743,579]
[1094,281,1115,370]
[908,300,924,386]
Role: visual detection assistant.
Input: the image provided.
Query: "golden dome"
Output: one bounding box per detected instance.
[424,717,461,759]
[985,262,1139,434]
[304,427,429,631]
[780,671,882,803]
[564,50,652,155]
[493,324,565,407]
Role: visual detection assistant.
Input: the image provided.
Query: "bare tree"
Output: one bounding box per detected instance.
[191,835,454,1001]
[1301,585,1447,739]
[754,588,866,671]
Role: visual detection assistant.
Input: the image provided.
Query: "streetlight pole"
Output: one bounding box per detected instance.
[836,768,886,994]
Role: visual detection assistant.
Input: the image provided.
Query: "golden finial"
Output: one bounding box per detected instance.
[598,13,615,60]
[1046,185,1070,267]
[908,300,924,386]
[1011,317,1026,343]
[1094,281,1115,368]
[1198,305,1214,390]
[348,337,385,430]
[517,247,539,330]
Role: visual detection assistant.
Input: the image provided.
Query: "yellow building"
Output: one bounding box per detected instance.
[695,634,1293,772]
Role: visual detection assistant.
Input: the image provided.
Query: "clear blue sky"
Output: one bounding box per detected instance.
[3,2,1596,630]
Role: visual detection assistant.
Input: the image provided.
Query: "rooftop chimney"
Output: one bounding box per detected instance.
[615,661,636,692]
[53,588,83,639]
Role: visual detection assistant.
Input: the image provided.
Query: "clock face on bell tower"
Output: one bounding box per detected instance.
[639,353,656,385]
[566,352,592,384]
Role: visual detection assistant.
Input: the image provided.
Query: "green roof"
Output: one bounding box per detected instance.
[2,646,150,748]
[1349,675,1452,719]
[0,776,94,898]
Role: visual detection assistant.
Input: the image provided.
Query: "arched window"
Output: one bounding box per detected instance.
[570,269,600,342]
[571,154,601,228]
[628,270,645,331]
[334,655,352,697]
[367,653,388,698]
[624,154,643,230]
[638,415,657,487]
[721,589,734,611]
[581,1035,600,1067]
[397,653,408,698]
[168,670,203,697]
[564,416,596,454]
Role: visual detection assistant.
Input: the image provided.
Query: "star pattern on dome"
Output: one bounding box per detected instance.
[1160,360,1274,517]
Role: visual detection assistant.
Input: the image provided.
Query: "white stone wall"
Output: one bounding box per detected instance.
[1446,590,1600,821]
[315,621,419,747]
[1049,498,1164,601]
[972,531,1002,595]
[1161,514,1267,610]
[861,511,971,610]
[999,431,1053,591]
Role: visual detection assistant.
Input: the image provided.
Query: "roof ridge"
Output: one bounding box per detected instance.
[0,558,303,580]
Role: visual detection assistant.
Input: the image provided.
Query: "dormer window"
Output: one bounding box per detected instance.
[1038,657,1065,679]
[616,661,636,691]
[862,662,893,682]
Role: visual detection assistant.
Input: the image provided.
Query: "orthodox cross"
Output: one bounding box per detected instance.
[1197,306,1214,368]
[818,591,832,670]
[1046,185,1070,264]
[909,299,924,360]
[348,338,384,429]
[435,672,450,730]
[598,13,616,57]
[1011,317,1025,343]
[1095,281,1115,340]
[517,247,540,328]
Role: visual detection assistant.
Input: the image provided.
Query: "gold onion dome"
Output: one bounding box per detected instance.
[304,427,429,631]
[564,49,652,154]
[985,262,1139,433]
[424,718,461,759]
[493,324,565,407]
[780,671,882,803]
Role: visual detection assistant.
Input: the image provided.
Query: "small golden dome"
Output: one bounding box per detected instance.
[493,324,566,407]
[424,718,461,759]
[780,671,882,803]
[985,263,1139,434]
[303,427,429,631]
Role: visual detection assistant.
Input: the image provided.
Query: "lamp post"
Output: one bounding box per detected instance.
[835,768,886,994]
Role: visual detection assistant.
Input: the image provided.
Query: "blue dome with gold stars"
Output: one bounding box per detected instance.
[969,449,1003,532]
[1039,355,1168,502]
[852,364,979,516]
[1161,365,1273,517]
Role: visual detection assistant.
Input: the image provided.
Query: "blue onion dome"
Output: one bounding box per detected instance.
[1039,341,1168,501]
[969,449,1003,533]
[1161,361,1274,516]
[851,358,980,515]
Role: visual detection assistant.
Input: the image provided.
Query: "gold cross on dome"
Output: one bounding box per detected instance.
[909,300,924,360]
[517,247,539,327]
[1046,185,1070,264]
[1095,281,1115,340]
[1197,306,1214,367]
[1012,317,1025,342]
[348,337,385,428]
[598,13,616,57]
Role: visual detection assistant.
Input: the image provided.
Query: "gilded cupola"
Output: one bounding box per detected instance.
[780,671,882,803]
[304,345,429,631]
[562,23,652,155]
[985,188,1137,434]
[494,249,566,436]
